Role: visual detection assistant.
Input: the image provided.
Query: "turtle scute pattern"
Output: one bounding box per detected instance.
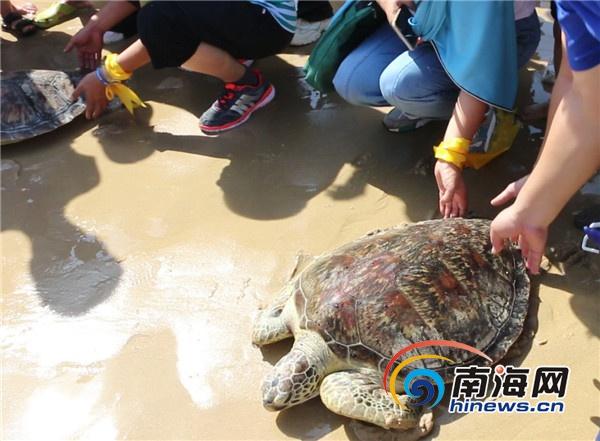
[1,70,85,144]
[293,218,529,375]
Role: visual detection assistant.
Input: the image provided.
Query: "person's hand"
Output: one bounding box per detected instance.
[13,1,37,15]
[491,175,529,206]
[64,24,103,69]
[72,72,108,119]
[378,0,415,25]
[434,160,467,218]
[490,206,547,274]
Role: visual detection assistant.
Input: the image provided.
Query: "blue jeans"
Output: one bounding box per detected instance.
[333,11,541,119]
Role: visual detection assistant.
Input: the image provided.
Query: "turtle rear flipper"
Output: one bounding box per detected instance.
[320,369,432,438]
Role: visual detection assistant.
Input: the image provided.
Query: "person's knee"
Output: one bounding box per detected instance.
[333,66,368,105]
[379,47,446,107]
[379,62,418,107]
[333,60,385,106]
[137,2,160,34]
[332,75,357,105]
[379,58,457,119]
[137,3,192,68]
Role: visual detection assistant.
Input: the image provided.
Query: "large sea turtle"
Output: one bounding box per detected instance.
[1,70,85,145]
[253,218,529,439]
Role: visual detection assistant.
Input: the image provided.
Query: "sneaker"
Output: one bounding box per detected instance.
[290,18,331,46]
[382,108,433,133]
[238,59,255,68]
[199,70,275,134]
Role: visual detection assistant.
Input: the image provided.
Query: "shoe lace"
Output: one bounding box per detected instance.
[217,83,242,108]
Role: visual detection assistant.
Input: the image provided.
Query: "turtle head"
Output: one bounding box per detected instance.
[261,334,329,411]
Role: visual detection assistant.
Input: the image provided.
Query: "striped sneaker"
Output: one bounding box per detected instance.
[199,70,275,134]
[383,108,434,133]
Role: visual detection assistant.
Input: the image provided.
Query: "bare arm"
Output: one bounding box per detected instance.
[435,91,488,217]
[65,0,139,69]
[490,59,600,273]
[444,91,489,140]
[510,63,600,226]
[490,37,572,207]
[543,35,572,141]
[116,38,151,72]
[80,0,138,35]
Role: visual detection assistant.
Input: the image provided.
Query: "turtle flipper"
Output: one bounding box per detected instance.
[252,309,292,345]
[252,285,295,345]
[320,369,433,437]
[261,332,332,410]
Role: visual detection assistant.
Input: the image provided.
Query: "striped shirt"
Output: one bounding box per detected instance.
[249,0,297,34]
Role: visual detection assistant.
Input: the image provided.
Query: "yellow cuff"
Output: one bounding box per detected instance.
[433,138,471,169]
[103,53,132,82]
[101,53,145,114]
[105,83,146,114]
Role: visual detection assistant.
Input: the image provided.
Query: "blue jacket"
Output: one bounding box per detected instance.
[411,0,518,110]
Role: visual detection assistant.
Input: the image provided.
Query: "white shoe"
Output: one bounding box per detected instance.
[290,18,331,46]
[103,31,125,44]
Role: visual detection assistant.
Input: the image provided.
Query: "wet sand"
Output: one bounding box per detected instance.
[2,8,599,441]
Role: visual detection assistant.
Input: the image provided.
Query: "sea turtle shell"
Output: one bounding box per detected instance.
[1,70,85,145]
[294,218,529,378]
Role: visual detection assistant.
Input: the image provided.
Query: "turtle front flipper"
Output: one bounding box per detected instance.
[320,370,433,438]
[252,285,296,346]
[261,332,333,410]
[252,308,292,345]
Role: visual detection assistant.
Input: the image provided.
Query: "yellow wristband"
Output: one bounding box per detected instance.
[103,53,132,82]
[100,52,146,114]
[433,138,471,169]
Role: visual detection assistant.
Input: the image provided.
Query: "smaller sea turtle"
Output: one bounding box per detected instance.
[1,69,85,145]
[253,218,529,439]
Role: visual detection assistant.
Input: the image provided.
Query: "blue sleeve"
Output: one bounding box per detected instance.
[556,0,600,71]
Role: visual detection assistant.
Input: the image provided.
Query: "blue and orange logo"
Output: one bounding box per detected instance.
[383,340,492,409]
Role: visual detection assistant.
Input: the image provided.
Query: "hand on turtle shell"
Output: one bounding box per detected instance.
[490,206,547,274]
[72,72,108,120]
[65,25,103,69]
[491,175,529,207]
[434,159,467,218]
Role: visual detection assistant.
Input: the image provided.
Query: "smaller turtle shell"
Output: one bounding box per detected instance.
[1,70,85,145]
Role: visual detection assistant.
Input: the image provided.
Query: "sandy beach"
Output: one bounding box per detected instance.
[1,5,599,440]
